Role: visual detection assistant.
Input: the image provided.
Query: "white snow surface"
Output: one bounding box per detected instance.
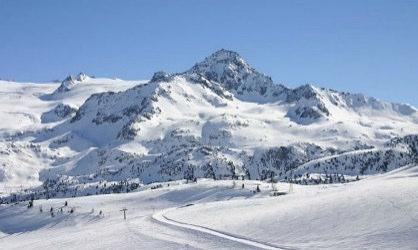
[0,77,141,192]
[0,165,417,249]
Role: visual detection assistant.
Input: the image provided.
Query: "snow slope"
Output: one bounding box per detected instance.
[165,165,418,249]
[0,165,417,249]
[0,76,141,192]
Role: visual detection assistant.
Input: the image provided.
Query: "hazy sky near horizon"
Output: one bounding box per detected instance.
[1,0,417,105]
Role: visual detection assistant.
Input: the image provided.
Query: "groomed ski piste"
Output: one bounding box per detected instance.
[1,164,417,249]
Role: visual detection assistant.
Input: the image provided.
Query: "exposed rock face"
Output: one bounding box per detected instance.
[150,71,173,83]
[53,72,89,94]
[185,49,285,101]
[284,85,330,124]
[70,82,162,143]
[41,104,77,123]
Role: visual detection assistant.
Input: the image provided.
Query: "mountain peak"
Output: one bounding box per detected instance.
[150,71,172,83]
[76,72,88,82]
[53,72,89,94]
[205,49,244,63]
[185,49,275,99]
[188,49,250,76]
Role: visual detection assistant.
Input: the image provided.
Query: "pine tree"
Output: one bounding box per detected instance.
[27,199,34,209]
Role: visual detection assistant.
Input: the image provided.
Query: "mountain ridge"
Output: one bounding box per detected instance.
[0,49,417,200]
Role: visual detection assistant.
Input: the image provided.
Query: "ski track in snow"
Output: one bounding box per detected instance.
[152,206,295,250]
[126,214,257,249]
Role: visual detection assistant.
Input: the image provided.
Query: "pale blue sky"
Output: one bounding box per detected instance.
[0,0,417,105]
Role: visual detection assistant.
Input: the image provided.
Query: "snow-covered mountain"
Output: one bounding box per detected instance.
[0,49,417,197]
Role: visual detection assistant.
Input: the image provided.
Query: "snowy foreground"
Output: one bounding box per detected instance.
[1,165,417,249]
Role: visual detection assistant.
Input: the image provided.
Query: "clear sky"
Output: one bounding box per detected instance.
[1,0,417,105]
